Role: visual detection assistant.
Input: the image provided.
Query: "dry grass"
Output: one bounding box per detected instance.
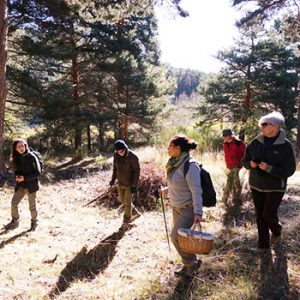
[0,148,299,299]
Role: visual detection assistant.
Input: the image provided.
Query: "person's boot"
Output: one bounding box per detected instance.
[131,208,142,221]
[29,219,38,232]
[174,265,188,277]
[271,233,281,245]
[174,260,202,277]
[123,212,141,224]
[4,218,19,230]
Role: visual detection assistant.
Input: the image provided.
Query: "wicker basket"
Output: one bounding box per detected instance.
[178,223,214,255]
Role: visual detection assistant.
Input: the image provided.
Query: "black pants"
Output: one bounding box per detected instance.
[251,189,284,248]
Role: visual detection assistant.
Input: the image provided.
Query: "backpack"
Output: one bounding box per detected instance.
[30,149,44,174]
[183,158,216,207]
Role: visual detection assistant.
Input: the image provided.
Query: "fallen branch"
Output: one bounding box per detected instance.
[85,163,167,211]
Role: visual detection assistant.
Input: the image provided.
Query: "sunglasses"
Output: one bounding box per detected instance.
[260,123,273,128]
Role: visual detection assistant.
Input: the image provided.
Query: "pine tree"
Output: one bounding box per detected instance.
[233,0,300,152]
[196,28,299,138]
[0,0,8,178]
[6,0,175,153]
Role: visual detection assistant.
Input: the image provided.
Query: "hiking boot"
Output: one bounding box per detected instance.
[4,218,19,230]
[174,259,202,277]
[249,246,270,254]
[130,212,141,222]
[132,208,141,217]
[29,220,38,232]
[271,234,281,245]
[174,266,188,277]
[123,213,141,224]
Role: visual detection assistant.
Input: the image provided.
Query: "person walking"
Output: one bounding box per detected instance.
[242,112,296,251]
[222,129,246,205]
[110,140,140,224]
[161,135,203,277]
[4,138,43,231]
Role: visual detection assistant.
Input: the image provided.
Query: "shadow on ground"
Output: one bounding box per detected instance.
[215,183,300,299]
[0,230,30,249]
[48,224,135,298]
[169,273,199,300]
[46,158,109,182]
[257,243,291,299]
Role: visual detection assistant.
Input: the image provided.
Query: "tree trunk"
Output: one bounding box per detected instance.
[72,56,82,150]
[87,124,91,153]
[98,121,105,152]
[0,0,8,179]
[239,64,252,141]
[296,96,300,159]
[118,116,128,140]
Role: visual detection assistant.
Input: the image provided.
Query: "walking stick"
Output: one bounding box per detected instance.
[131,192,142,216]
[160,192,171,252]
[117,193,142,216]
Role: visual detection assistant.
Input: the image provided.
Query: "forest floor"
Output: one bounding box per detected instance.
[0,155,299,300]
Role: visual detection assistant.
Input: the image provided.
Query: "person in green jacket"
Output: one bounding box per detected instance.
[242,112,296,251]
[110,140,140,224]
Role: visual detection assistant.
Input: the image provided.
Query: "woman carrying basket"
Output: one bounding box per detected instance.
[161,135,203,277]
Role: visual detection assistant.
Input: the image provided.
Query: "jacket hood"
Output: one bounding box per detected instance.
[256,129,286,145]
[116,144,129,156]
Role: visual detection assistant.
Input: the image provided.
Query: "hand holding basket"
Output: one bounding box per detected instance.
[178,223,214,255]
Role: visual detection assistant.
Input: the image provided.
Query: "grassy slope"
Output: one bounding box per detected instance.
[0,151,299,300]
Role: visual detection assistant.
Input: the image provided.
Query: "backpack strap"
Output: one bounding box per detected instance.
[183,158,201,177]
[234,139,244,146]
[30,151,42,174]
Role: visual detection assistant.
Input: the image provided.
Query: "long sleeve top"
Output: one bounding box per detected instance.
[168,157,203,215]
[15,149,41,193]
[223,137,246,169]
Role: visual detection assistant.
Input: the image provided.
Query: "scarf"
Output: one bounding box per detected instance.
[166,151,190,176]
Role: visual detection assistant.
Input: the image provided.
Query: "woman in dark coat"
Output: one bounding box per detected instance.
[243,112,296,251]
[4,138,42,231]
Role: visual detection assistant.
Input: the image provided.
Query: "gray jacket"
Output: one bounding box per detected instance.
[168,157,203,215]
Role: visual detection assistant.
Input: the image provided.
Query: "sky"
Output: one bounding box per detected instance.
[155,0,242,73]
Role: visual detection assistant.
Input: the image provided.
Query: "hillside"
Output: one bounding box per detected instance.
[0,155,299,300]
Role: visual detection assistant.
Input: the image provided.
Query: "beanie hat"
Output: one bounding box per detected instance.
[222,129,233,137]
[258,111,285,127]
[114,140,127,150]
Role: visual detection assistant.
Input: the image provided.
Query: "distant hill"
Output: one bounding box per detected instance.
[167,65,205,101]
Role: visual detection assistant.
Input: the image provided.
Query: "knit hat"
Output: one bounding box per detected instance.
[258,112,285,127]
[114,140,127,150]
[222,129,233,137]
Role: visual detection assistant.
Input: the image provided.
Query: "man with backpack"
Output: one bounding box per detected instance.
[4,138,43,231]
[222,129,246,205]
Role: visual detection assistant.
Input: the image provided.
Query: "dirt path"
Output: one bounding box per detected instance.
[0,160,299,299]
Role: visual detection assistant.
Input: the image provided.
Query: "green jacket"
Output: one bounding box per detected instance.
[242,130,296,192]
[111,147,140,187]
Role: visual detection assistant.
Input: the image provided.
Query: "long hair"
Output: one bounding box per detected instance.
[10,138,28,171]
[169,135,197,152]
